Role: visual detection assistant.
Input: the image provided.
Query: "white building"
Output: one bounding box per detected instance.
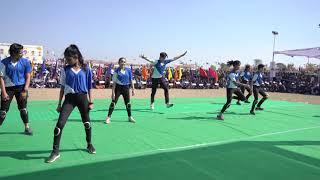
[0,43,44,63]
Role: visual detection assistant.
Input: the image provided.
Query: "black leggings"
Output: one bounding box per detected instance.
[251,85,268,111]
[151,78,169,104]
[52,93,91,152]
[108,84,132,117]
[220,88,246,113]
[239,80,252,100]
[0,85,28,125]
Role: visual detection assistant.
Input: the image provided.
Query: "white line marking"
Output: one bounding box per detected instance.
[156,125,320,152]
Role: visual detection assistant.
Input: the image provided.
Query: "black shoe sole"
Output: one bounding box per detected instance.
[24,132,33,136]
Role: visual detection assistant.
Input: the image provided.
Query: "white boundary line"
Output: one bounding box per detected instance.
[4,125,319,178]
[109,125,320,159]
[156,125,320,152]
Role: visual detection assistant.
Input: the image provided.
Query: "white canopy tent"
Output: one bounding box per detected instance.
[274,47,320,60]
[274,47,320,83]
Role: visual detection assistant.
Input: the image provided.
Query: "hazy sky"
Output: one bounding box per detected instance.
[1,0,319,66]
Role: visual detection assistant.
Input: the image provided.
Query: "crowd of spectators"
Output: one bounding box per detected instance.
[30,60,320,96]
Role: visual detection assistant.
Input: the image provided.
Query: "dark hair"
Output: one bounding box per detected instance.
[245,64,251,70]
[160,52,168,59]
[258,64,265,69]
[118,57,126,64]
[227,60,241,67]
[9,43,23,56]
[64,44,86,69]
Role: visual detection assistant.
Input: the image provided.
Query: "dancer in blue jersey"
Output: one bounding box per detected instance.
[217,60,250,120]
[237,64,252,105]
[139,51,187,109]
[250,64,269,115]
[105,57,135,124]
[0,43,32,135]
[46,45,95,163]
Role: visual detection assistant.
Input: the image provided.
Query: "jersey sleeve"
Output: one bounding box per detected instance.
[0,62,6,77]
[60,68,66,86]
[25,60,32,74]
[165,59,173,64]
[87,68,93,90]
[229,73,236,82]
[128,69,133,81]
[112,72,118,82]
[252,74,258,82]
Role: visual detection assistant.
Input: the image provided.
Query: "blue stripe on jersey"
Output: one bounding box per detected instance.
[64,65,92,93]
[114,67,132,85]
[254,72,263,85]
[243,71,252,81]
[0,57,31,86]
[154,60,172,76]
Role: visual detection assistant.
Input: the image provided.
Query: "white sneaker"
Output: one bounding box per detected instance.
[150,103,154,110]
[128,116,136,123]
[105,117,111,124]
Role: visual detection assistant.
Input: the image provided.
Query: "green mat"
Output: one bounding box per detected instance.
[0,97,319,180]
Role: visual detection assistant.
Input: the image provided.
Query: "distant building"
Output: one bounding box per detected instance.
[0,43,44,63]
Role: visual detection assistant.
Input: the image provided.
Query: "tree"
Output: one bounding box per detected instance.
[305,63,317,72]
[219,63,228,72]
[210,65,216,70]
[253,59,263,66]
[287,63,295,71]
[276,63,287,71]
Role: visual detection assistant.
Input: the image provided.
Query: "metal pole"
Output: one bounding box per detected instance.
[272,34,276,63]
[270,31,279,81]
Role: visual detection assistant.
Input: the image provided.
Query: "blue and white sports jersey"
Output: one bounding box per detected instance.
[226,71,239,89]
[60,65,92,95]
[240,71,252,81]
[112,67,132,86]
[0,57,32,87]
[252,72,264,86]
[151,59,173,78]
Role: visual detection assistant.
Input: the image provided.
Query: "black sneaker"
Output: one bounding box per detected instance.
[236,101,241,105]
[216,114,224,120]
[45,151,60,163]
[244,100,251,103]
[166,103,174,108]
[24,127,33,136]
[250,110,255,115]
[256,107,264,111]
[87,144,96,154]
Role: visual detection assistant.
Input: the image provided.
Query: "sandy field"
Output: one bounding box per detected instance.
[26,88,320,105]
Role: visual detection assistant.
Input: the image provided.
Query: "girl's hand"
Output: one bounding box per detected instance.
[56,104,62,113]
[21,90,28,100]
[181,51,187,57]
[89,103,94,110]
[2,92,9,101]
[139,54,146,59]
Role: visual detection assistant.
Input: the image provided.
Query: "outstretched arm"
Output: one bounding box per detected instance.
[139,54,154,63]
[173,51,187,61]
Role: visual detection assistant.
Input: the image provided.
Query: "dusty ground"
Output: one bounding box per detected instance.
[27,88,320,104]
